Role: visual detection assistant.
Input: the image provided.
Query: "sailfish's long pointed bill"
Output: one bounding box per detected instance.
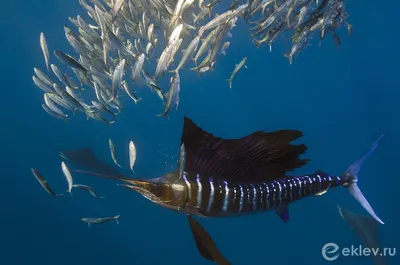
[72,169,167,204]
[117,180,151,193]
[72,169,130,181]
[72,169,146,186]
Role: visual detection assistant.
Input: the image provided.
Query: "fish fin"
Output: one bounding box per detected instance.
[180,117,309,182]
[157,112,169,120]
[88,223,91,228]
[275,204,290,222]
[59,147,127,178]
[284,53,293,65]
[337,205,380,246]
[344,134,385,224]
[225,79,232,89]
[187,215,231,265]
[115,215,120,224]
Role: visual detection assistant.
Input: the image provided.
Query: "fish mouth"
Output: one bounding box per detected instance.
[117,180,162,203]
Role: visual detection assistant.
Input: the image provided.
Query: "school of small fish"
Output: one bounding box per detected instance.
[33,0,351,123]
[31,139,137,226]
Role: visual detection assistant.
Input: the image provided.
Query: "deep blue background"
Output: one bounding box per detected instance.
[1,1,399,264]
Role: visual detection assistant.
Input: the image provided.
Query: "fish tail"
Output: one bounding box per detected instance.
[157,112,169,120]
[343,133,386,224]
[114,214,120,224]
[284,53,293,65]
[225,79,232,89]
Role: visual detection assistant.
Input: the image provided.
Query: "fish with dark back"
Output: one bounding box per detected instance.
[66,116,384,265]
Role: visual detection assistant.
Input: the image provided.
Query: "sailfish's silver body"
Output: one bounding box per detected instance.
[177,171,346,218]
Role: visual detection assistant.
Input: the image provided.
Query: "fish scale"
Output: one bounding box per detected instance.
[182,171,346,217]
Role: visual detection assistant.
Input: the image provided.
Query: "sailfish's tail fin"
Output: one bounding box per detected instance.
[344,134,385,224]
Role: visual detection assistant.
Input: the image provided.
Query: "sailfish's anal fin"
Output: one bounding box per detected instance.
[187,215,231,265]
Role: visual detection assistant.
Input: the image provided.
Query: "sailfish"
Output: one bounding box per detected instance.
[337,206,388,265]
[67,116,385,265]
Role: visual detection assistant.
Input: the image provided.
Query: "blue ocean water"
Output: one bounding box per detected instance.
[1,1,399,265]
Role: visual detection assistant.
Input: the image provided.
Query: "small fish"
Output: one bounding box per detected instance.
[44,94,69,118]
[61,161,74,196]
[51,64,70,87]
[112,0,127,21]
[129,141,136,173]
[147,23,154,43]
[54,51,87,73]
[346,23,353,38]
[131,54,145,83]
[72,184,105,199]
[169,0,186,29]
[109,139,123,168]
[42,104,69,121]
[200,3,247,33]
[122,82,142,104]
[34,68,54,87]
[31,168,63,197]
[169,24,184,45]
[157,71,180,119]
[46,93,74,112]
[178,143,185,180]
[33,76,54,94]
[145,42,153,55]
[81,215,120,228]
[226,57,247,88]
[40,33,50,71]
[173,35,200,72]
[110,59,126,102]
[220,41,230,55]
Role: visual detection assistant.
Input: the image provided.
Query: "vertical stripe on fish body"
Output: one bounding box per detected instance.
[181,171,347,217]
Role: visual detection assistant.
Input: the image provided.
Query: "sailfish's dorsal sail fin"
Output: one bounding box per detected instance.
[179,117,310,182]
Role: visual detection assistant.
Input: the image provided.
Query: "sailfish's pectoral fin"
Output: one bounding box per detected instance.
[187,215,231,265]
[275,204,290,222]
